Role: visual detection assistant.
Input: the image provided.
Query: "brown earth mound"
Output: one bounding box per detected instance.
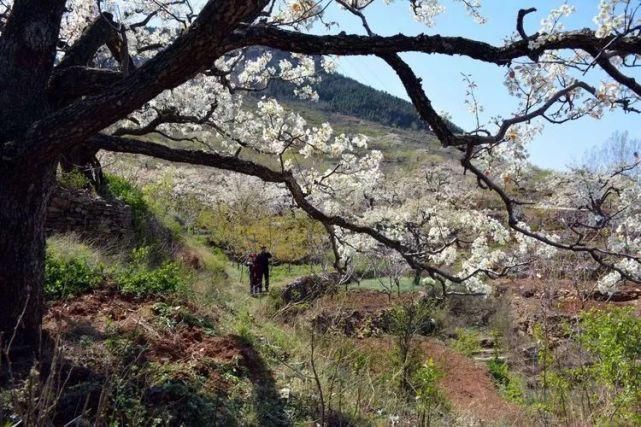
[43,288,265,388]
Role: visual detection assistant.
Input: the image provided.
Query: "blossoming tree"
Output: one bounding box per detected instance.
[1,0,640,352]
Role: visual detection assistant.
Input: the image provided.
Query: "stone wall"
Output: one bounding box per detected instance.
[46,186,134,238]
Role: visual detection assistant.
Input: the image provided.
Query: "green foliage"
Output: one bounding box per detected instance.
[234,309,255,344]
[487,358,525,404]
[487,357,509,386]
[105,173,148,224]
[578,308,641,423]
[451,328,480,357]
[152,302,216,333]
[118,262,186,297]
[141,171,184,234]
[527,309,641,424]
[117,246,187,297]
[198,201,326,264]
[389,300,437,394]
[269,263,319,286]
[413,358,447,424]
[263,67,463,132]
[44,236,106,299]
[357,275,418,293]
[44,252,104,299]
[57,169,90,189]
[144,380,220,426]
[105,174,177,260]
[264,287,287,313]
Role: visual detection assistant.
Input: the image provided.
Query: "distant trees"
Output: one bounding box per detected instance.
[581,131,641,173]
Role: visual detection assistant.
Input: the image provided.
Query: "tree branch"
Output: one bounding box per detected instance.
[57,13,119,69]
[48,67,123,101]
[235,25,641,66]
[17,0,269,167]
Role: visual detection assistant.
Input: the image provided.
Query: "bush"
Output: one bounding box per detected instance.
[451,328,480,357]
[44,236,106,299]
[113,246,186,297]
[578,308,641,423]
[388,300,437,394]
[105,173,148,225]
[45,252,104,300]
[118,261,186,297]
[57,169,90,189]
[414,358,447,424]
[487,358,525,404]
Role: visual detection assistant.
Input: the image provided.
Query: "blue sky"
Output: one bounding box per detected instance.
[309,1,641,170]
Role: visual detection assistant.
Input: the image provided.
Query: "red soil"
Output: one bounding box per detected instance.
[419,340,523,424]
[357,336,524,424]
[43,288,262,391]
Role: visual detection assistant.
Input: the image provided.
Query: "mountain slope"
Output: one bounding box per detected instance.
[246,48,463,133]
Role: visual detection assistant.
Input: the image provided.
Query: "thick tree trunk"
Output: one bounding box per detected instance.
[0,162,55,355]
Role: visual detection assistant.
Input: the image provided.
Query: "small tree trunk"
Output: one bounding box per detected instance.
[0,163,55,356]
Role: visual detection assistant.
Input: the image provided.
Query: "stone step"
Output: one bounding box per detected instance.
[474,355,508,363]
[473,349,497,355]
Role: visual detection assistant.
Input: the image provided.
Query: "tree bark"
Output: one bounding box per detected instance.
[0,0,65,140]
[0,161,55,355]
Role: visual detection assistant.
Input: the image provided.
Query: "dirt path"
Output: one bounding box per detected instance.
[358,336,523,424]
[419,340,524,424]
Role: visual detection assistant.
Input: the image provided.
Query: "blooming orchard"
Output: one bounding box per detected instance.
[2,0,641,296]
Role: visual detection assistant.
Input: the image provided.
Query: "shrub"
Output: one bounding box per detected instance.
[388,300,437,394]
[578,308,641,423]
[414,358,447,425]
[118,261,186,297]
[57,169,90,189]
[44,236,106,299]
[151,302,216,333]
[234,309,255,344]
[487,358,525,404]
[105,173,148,225]
[451,328,480,357]
[45,252,104,299]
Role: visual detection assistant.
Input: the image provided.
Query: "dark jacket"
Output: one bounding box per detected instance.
[255,251,272,271]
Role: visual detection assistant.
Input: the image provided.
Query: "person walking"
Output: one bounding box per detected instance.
[255,246,272,292]
[246,252,260,296]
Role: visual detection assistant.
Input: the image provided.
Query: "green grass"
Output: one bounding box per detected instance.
[269,263,320,287]
[355,276,419,293]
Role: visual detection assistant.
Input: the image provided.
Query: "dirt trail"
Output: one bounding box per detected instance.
[358,336,523,424]
[419,340,523,424]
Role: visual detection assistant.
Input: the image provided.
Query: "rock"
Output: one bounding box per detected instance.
[279,387,291,400]
[479,336,495,348]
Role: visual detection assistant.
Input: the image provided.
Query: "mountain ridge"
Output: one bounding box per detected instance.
[245,48,463,133]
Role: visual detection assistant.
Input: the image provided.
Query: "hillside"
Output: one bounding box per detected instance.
[246,48,463,133]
